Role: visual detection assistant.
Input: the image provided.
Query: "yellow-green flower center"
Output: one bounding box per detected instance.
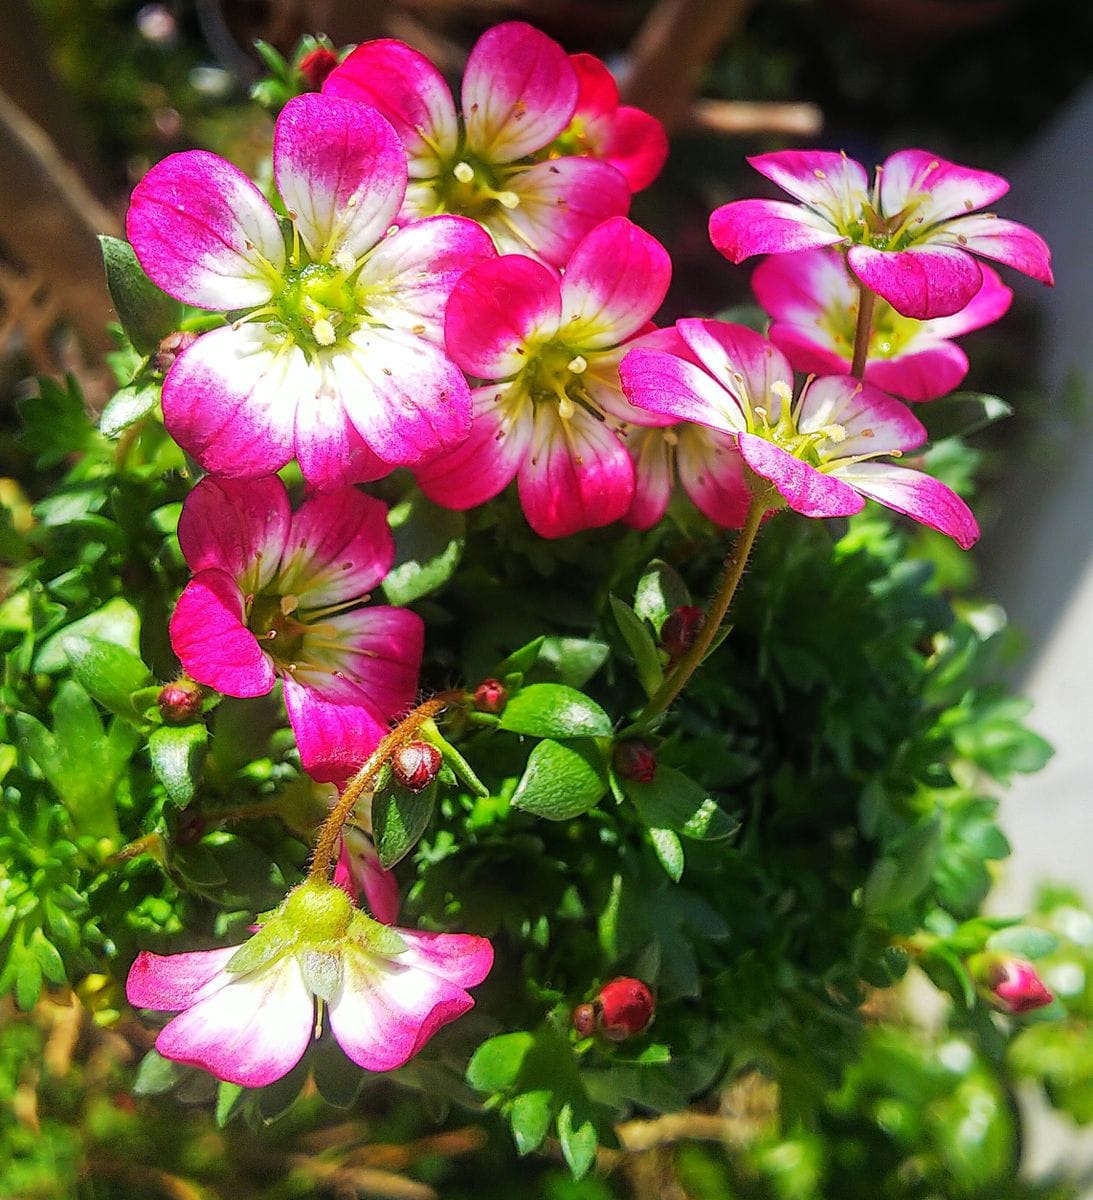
[273,261,359,352]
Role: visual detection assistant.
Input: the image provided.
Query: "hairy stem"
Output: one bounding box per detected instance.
[850,282,877,379]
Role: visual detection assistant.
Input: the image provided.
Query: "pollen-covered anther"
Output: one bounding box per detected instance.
[496,190,520,210]
[770,380,793,405]
[820,423,847,444]
[453,161,475,184]
[312,318,337,347]
[557,394,576,420]
[566,355,588,374]
[333,248,356,273]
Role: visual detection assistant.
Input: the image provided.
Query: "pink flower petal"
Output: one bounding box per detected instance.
[879,149,1008,226]
[933,215,1054,286]
[126,151,284,310]
[335,327,472,466]
[396,930,494,989]
[162,325,305,478]
[170,570,276,698]
[517,403,634,538]
[709,198,846,263]
[127,946,237,1010]
[752,248,851,326]
[283,677,391,783]
[322,39,459,175]
[293,363,396,490]
[796,376,926,457]
[847,243,983,319]
[277,488,394,608]
[676,319,795,421]
[624,426,674,530]
[497,157,630,267]
[677,426,751,528]
[619,344,745,432]
[176,475,291,590]
[926,264,1012,338]
[746,150,870,223]
[603,106,669,192]
[867,341,969,402]
[570,52,618,122]
[830,461,979,548]
[462,22,577,162]
[274,94,406,261]
[156,956,314,1088]
[737,432,864,519]
[560,217,672,347]
[445,255,560,379]
[335,827,401,924]
[768,323,850,378]
[415,384,532,510]
[583,341,676,429]
[358,216,496,345]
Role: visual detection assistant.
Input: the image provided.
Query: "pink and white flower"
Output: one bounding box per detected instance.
[127,881,492,1087]
[323,22,631,266]
[620,319,979,548]
[127,92,494,489]
[547,53,669,192]
[415,217,672,538]
[752,249,1012,401]
[169,475,423,782]
[709,148,1052,319]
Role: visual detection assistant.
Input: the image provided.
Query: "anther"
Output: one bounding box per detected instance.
[313,318,337,347]
[453,161,475,183]
[496,191,520,210]
[567,355,587,374]
[557,395,576,420]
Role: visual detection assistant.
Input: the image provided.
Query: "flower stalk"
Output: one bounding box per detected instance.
[850,280,877,380]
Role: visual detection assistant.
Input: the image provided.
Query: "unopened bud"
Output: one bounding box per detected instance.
[660,605,705,662]
[392,740,442,793]
[977,955,1054,1014]
[572,1002,597,1037]
[298,46,339,91]
[473,678,507,714]
[157,679,204,725]
[613,740,657,783]
[596,977,655,1040]
[153,330,198,374]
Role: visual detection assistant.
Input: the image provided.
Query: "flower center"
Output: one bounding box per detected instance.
[248,592,309,666]
[433,154,521,220]
[521,342,595,419]
[823,295,921,361]
[271,260,359,353]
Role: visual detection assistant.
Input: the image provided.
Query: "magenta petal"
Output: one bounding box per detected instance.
[170,570,275,698]
[603,106,669,192]
[336,328,472,466]
[752,248,852,326]
[676,319,795,421]
[879,149,1008,225]
[927,264,1012,338]
[416,384,532,510]
[155,957,314,1088]
[677,426,751,529]
[747,149,870,221]
[127,946,237,1010]
[768,323,850,378]
[517,404,634,538]
[162,326,304,479]
[283,677,390,784]
[177,475,291,588]
[710,199,846,263]
[499,157,630,267]
[847,244,983,319]
[126,151,284,310]
[738,433,864,519]
[560,217,672,347]
[797,376,926,457]
[445,254,560,378]
[934,215,1054,286]
[274,94,406,261]
[462,22,577,161]
[625,427,673,530]
[358,216,497,345]
[323,39,459,174]
[397,930,494,989]
[620,345,744,432]
[294,370,396,490]
[279,489,394,607]
[335,827,401,924]
[867,342,969,402]
[831,461,979,548]
[569,52,618,122]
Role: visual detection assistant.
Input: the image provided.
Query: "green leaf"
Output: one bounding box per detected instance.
[29,928,65,985]
[14,950,43,1010]
[100,379,161,438]
[372,766,437,868]
[149,724,209,807]
[510,1089,554,1156]
[466,1032,536,1092]
[623,766,738,841]
[100,235,183,354]
[532,637,610,689]
[215,1082,247,1127]
[62,635,151,718]
[634,559,690,633]
[919,391,1012,442]
[492,636,546,678]
[382,490,466,604]
[499,683,612,739]
[17,375,97,468]
[134,1049,186,1096]
[986,926,1059,960]
[420,721,488,797]
[649,827,684,882]
[610,597,663,698]
[557,1099,598,1179]
[863,817,943,914]
[511,738,607,821]
[36,597,142,672]
[311,1035,367,1108]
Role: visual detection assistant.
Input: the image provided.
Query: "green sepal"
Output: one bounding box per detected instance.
[99,235,183,354]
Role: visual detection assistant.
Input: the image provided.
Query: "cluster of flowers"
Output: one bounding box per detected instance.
[123,21,1053,1088]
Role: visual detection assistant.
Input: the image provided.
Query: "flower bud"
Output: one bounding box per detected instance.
[660,605,705,662]
[595,977,655,1040]
[613,739,657,783]
[157,678,204,725]
[152,330,198,374]
[473,678,507,714]
[982,956,1054,1014]
[392,740,442,793]
[298,46,339,91]
[572,1002,597,1037]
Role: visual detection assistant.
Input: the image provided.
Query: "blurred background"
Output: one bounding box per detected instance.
[1,0,1090,1193]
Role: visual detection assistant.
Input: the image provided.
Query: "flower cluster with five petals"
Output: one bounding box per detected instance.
[710,148,1052,319]
[620,320,979,548]
[169,475,424,782]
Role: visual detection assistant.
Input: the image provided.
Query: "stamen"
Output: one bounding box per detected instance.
[567,355,588,374]
[557,394,576,421]
[313,318,337,347]
[280,595,299,616]
[333,247,356,274]
[453,161,475,183]
[496,191,520,210]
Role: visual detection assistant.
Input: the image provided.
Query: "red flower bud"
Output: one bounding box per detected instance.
[392,740,442,793]
[660,605,705,662]
[473,678,507,714]
[613,740,657,783]
[152,330,198,374]
[987,957,1054,1014]
[595,977,655,1040]
[298,47,339,91]
[572,1002,597,1037]
[157,679,204,725]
